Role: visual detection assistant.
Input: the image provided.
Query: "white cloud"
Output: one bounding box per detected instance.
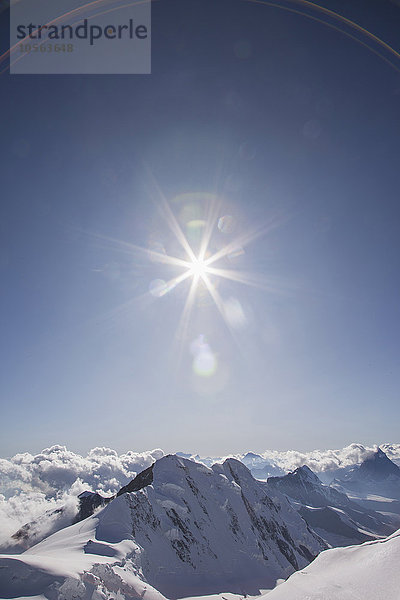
[381,444,400,465]
[256,443,378,473]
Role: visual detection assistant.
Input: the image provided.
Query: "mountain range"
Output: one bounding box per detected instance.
[0,455,325,599]
[1,447,400,599]
[266,462,394,546]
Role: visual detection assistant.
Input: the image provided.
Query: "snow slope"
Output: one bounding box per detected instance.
[264,529,400,600]
[0,513,164,600]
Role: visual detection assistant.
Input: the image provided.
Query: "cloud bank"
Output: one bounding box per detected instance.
[193,443,400,475]
[259,442,400,472]
[248,443,380,473]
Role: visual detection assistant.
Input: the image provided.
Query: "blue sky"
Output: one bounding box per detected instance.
[1,0,400,457]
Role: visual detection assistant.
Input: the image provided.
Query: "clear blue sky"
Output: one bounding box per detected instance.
[1,0,400,457]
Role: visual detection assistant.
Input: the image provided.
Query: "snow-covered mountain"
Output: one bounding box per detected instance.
[176,451,286,480]
[0,455,325,599]
[238,453,285,479]
[338,447,400,486]
[3,450,400,600]
[268,465,349,507]
[265,528,400,599]
[332,448,400,520]
[266,465,393,547]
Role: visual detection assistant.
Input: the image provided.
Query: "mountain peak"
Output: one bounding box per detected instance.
[267,465,352,512]
[243,451,261,459]
[117,454,197,498]
[212,456,255,485]
[268,464,321,487]
[294,465,321,484]
[358,448,400,481]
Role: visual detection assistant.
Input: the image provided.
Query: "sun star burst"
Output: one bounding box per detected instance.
[139,192,281,348]
[83,181,287,353]
[187,257,209,280]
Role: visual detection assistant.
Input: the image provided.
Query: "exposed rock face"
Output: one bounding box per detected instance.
[77,491,113,521]
[5,466,154,553]
[117,464,154,496]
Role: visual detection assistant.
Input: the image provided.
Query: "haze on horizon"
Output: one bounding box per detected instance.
[1,0,400,458]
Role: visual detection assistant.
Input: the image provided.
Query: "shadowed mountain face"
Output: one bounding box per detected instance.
[351,448,400,482]
[334,449,400,508]
[117,464,154,496]
[267,465,393,546]
[268,466,350,508]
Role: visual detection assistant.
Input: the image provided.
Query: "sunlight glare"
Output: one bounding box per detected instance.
[188,257,208,279]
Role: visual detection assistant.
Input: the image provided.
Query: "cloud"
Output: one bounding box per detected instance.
[257,443,378,473]
[266,442,400,472]
[0,445,164,496]
[380,444,400,465]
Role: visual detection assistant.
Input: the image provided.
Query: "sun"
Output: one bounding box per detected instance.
[85,188,278,345]
[188,257,208,279]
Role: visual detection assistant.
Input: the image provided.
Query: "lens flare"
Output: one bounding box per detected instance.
[193,350,217,377]
[190,335,218,378]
